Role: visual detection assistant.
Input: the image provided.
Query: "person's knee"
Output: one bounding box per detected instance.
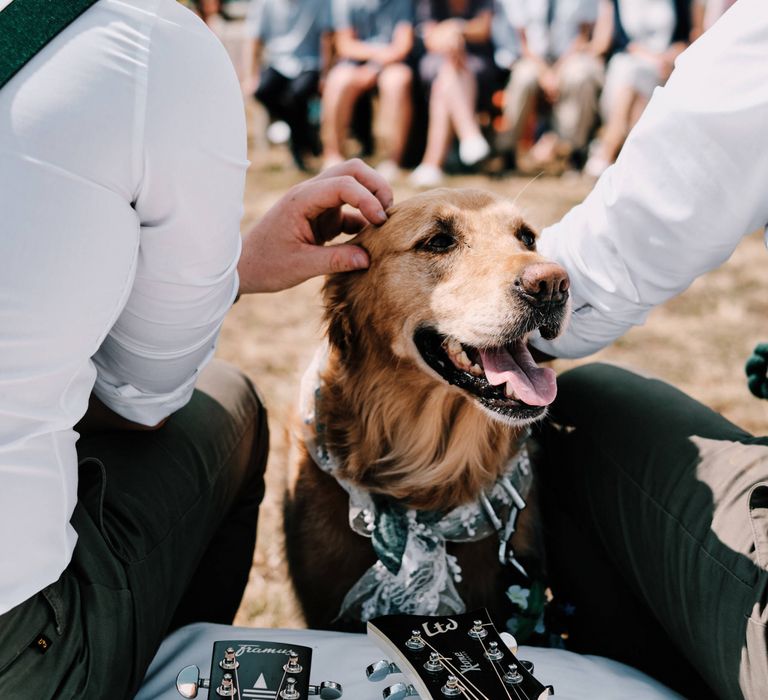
[323,64,356,99]
[509,59,540,94]
[558,57,599,93]
[378,63,413,98]
[195,359,266,443]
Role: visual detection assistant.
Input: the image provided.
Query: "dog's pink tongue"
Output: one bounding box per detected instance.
[480,343,557,406]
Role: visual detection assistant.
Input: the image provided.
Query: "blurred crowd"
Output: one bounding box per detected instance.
[188,0,734,183]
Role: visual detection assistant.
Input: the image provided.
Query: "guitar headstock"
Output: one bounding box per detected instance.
[176,640,342,699]
[367,608,554,699]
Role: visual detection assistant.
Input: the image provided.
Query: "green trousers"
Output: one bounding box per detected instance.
[0,360,268,700]
[538,363,768,700]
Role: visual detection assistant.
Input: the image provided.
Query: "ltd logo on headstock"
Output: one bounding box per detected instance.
[420,619,458,638]
[366,608,554,700]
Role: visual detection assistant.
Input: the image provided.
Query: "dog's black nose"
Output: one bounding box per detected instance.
[514,263,570,306]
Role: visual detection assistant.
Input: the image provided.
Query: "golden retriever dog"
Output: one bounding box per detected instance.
[285,188,570,632]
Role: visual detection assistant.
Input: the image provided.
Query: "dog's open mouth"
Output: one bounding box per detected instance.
[414,328,557,420]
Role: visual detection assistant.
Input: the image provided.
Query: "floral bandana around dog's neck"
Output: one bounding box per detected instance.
[299,345,535,624]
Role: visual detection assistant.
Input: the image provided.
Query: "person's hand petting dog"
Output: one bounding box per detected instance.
[238,159,393,293]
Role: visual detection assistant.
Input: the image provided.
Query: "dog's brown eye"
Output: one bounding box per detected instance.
[420,233,457,252]
[517,226,536,249]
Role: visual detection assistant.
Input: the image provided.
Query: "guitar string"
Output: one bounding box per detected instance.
[421,640,485,700]
[420,638,487,700]
[493,656,525,700]
[487,616,536,700]
[487,622,536,700]
[234,663,241,700]
[475,635,516,700]
[274,662,289,699]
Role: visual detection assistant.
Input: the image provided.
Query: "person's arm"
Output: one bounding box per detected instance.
[531,0,768,359]
[241,37,263,95]
[373,22,414,66]
[690,0,707,41]
[334,27,381,62]
[242,0,266,94]
[589,0,615,58]
[424,11,492,54]
[90,11,248,429]
[461,9,492,45]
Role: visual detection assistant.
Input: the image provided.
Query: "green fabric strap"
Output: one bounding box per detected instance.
[0,0,100,91]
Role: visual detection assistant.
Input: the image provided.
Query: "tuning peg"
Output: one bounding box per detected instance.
[382,682,419,700]
[308,681,343,698]
[175,665,210,698]
[219,646,239,671]
[468,619,488,639]
[405,630,425,651]
[484,641,504,661]
[366,659,401,682]
[441,675,462,697]
[503,663,523,686]
[284,651,303,674]
[217,673,237,698]
[280,678,301,699]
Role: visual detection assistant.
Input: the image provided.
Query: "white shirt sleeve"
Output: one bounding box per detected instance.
[532,0,768,358]
[0,0,247,614]
[91,6,248,426]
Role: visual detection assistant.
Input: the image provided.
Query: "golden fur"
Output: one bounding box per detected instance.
[285,188,568,628]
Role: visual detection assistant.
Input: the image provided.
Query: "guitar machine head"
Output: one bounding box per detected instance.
[176,640,342,699]
[366,608,554,700]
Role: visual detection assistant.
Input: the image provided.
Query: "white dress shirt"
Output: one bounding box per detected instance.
[0,0,248,614]
[532,0,768,359]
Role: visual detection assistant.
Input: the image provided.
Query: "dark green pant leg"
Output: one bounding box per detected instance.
[0,360,268,700]
[537,362,768,700]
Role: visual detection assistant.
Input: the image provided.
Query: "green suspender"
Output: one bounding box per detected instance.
[0,0,101,90]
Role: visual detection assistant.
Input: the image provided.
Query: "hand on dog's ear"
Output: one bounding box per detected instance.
[238,159,391,293]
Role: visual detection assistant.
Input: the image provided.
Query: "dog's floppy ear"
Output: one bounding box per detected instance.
[323,272,357,357]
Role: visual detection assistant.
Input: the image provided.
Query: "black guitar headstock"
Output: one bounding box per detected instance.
[176,639,342,699]
[367,608,554,699]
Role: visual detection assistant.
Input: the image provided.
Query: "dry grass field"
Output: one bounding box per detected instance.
[219,131,768,631]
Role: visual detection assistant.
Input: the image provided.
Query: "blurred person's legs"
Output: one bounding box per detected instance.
[375,63,413,178]
[0,360,268,700]
[498,57,542,154]
[255,66,290,122]
[411,55,489,186]
[321,62,378,168]
[536,363,768,700]
[552,53,603,156]
[256,68,320,170]
[586,53,656,176]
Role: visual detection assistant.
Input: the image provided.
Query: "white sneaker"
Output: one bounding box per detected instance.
[409,164,444,188]
[266,120,291,145]
[376,159,401,183]
[459,135,490,166]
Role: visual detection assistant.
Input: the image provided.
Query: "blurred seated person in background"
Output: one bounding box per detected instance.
[690,0,735,40]
[584,0,690,177]
[409,0,496,188]
[496,0,602,173]
[243,0,331,171]
[321,0,414,178]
